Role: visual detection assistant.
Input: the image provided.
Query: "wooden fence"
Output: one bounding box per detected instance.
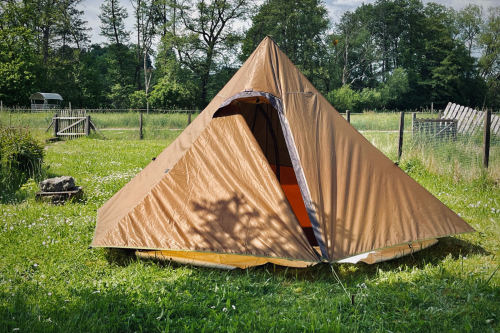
[47,109,97,139]
[442,102,500,136]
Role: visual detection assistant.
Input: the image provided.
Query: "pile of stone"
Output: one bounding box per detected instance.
[36,176,83,203]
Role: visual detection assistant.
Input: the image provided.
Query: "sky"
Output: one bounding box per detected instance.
[79,0,498,45]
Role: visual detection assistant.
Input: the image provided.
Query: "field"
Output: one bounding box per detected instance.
[0,111,499,332]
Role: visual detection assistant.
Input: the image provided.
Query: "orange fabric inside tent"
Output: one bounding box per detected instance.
[270,165,311,228]
[270,164,317,246]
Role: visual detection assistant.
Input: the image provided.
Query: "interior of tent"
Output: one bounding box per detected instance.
[214,96,319,248]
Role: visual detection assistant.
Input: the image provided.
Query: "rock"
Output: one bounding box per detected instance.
[39,176,76,192]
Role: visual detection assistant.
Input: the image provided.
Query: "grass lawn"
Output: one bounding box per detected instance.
[0,113,499,332]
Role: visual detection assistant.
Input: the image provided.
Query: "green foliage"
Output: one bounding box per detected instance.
[327,85,383,112]
[0,127,44,198]
[478,7,500,108]
[99,0,130,45]
[0,27,40,105]
[149,76,193,109]
[380,68,410,108]
[327,85,359,112]
[108,84,134,109]
[241,0,330,90]
[129,90,147,109]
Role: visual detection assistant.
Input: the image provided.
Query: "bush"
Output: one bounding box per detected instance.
[129,90,147,109]
[149,76,194,109]
[0,126,44,197]
[327,85,382,112]
[326,85,359,112]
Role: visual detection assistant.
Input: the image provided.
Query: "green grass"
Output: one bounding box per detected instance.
[0,113,499,332]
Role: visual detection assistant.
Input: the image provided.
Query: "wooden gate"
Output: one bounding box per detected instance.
[47,109,96,138]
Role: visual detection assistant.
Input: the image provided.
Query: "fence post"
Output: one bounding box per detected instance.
[431,102,433,114]
[187,110,192,125]
[85,115,91,136]
[346,110,350,123]
[139,111,143,140]
[483,109,491,168]
[398,111,405,161]
[0,100,3,112]
[53,113,59,137]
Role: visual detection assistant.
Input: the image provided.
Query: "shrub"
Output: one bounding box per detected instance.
[0,126,44,197]
[129,90,147,109]
[326,85,360,112]
[149,76,194,109]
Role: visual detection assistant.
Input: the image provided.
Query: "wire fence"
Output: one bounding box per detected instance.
[1,107,498,181]
[351,111,500,181]
[0,108,199,140]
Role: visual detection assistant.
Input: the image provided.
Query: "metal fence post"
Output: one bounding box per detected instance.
[188,111,192,125]
[483,109,491,168]
[398,111,405,161]
[346,110,350,123]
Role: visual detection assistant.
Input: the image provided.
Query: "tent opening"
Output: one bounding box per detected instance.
[215,96,318,247]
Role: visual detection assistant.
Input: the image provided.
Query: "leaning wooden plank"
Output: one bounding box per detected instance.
[453,105,465,131]
[450,104,461,120]
[491,114,500,135]
[455,106,468,132]
[463,109,478,134]
[442,102,452,118]
[447,103,458,119]
[471,111,484,134]
[458,107,473,133]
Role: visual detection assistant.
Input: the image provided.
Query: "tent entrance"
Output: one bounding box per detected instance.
[215,96,318,247]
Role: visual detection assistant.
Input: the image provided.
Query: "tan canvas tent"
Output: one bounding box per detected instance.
[91,37,474,269]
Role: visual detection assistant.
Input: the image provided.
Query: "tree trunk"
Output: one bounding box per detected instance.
[200,46,214,106]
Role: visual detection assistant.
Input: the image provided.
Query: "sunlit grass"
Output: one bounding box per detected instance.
[0,112,499,332]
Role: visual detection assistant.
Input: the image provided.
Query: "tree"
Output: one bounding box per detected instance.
[99,0,130,45]
[171,0,250,107]
[456,4,482,58]
[132,0,157,113]
[0,27,40,105]
[241,0,329,91]
[478,7,500,108]
[99,0,135,92]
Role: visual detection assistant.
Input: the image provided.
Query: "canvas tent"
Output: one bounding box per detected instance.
[91,37,473,269]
